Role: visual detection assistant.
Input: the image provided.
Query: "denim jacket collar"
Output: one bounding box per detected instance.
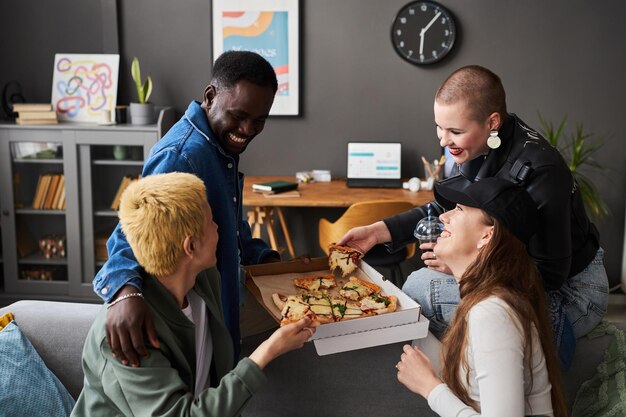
[184,101,239,163]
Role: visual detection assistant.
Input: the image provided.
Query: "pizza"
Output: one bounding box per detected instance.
[273,294,316,326]
[339,276,380,301]
[294,273,336,291]
[272,274,397,326]
[328,244,364,277]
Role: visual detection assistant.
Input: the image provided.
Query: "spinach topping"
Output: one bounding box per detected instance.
[332,302,347,316]
[371,294,391,306]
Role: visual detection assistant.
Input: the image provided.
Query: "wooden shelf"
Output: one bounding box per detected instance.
[18,254,68,265]
[12,158,63,164]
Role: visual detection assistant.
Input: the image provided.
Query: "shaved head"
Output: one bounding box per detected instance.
[435,65,507,123]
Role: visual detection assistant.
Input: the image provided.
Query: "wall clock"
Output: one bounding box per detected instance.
[391,1,457,65]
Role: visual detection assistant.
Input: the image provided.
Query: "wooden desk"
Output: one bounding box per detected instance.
[243,176,433,258]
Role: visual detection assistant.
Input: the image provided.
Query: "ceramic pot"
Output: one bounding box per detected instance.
[129,102,154,125]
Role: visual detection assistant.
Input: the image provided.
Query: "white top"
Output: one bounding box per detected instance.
[182,289,213,398]
[428,296,553,417]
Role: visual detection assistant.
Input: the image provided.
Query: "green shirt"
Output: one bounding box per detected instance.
[72,268,266,417]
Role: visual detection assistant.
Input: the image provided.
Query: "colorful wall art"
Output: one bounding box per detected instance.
[213,0,299,116]
[51,54,120,123]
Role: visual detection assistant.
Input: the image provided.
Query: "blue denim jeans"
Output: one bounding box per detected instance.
[402,249,609,341]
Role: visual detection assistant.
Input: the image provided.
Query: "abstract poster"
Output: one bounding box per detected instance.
[213,0,299,116]
[51,54,120,123]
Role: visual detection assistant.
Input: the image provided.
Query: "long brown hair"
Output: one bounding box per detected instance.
[439,215,567,417]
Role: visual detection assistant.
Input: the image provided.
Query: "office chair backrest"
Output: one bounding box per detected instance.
[318,200,416,257]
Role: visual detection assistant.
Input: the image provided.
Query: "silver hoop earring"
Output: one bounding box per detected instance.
[487,130,501,149]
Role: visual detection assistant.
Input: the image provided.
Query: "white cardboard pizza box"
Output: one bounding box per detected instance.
[245,257,429,356]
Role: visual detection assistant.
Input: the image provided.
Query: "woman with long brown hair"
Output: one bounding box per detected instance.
[396,177,567,417]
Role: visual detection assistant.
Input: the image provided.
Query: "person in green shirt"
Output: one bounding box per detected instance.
[72,172,315,417]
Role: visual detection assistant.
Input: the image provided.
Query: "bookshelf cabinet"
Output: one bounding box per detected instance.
[0,108,174,302]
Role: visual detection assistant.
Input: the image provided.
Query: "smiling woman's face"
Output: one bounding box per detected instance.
[434,204,493,281]
[435,100,493,165]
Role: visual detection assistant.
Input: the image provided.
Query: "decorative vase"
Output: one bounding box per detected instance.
[129,102,154,125]
[113,145,127,160]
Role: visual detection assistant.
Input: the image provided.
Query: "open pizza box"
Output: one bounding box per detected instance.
[245,257,430,355]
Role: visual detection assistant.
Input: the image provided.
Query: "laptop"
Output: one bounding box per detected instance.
[346,142,402,188]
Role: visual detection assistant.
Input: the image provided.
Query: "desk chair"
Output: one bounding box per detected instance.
[319,200,416,287]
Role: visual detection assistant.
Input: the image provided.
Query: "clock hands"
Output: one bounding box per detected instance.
[419,11,442,55]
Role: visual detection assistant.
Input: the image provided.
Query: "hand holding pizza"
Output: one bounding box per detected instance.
[336,221,392,254]
[396,344,442,400]
[249,316,317,370]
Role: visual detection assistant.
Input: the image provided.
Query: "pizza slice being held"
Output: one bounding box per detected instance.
[360,294,398,315]
[302,293,335,324]
[328,244,364,277]
[294,274,337,292]
[339,276,381,301]
[277,295,318,326]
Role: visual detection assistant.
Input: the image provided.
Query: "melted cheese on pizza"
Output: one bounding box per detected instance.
[281,296,311,322]
[339,277,377,301]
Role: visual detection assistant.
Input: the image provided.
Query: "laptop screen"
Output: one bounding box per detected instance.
[347,142,402,187]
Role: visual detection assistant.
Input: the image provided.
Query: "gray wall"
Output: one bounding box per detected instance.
[2,0,625,285]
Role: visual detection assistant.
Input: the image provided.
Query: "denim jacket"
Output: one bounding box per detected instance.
[93,101,278,349]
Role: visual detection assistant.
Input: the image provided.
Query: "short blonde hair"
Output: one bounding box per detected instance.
[118,172,207,277]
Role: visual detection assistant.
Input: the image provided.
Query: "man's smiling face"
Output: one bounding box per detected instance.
[202,80,275,155]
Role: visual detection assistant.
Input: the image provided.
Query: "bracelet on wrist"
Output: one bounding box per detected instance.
[107,292,144,309]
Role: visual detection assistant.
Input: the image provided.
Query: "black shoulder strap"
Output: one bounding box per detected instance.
[509,158,533,184]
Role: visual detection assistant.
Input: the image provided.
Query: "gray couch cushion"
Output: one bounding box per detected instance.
[0,300,102,399]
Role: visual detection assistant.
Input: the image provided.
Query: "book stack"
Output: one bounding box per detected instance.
[252,180,300,198]
[12,103,58,125]
[32,173,66,210]
[110,175,140,210]
[95,235,109,262]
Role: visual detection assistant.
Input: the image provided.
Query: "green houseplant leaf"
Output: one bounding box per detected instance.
[539,114,609,220]
[131,57,153,104]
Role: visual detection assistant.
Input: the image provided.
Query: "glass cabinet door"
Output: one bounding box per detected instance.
[5,138,70,295]
[78,143,145,291]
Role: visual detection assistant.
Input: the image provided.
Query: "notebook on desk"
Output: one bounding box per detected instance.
[346,142,402,188]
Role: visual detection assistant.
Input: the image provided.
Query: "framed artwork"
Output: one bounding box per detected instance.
[51,53,120,123]
[212,0,300,116]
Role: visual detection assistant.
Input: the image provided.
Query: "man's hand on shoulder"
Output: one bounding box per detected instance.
[105,285,160,367]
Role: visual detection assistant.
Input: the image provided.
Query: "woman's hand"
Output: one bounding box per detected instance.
[249,316,317,369]
[396,344,442,399]
[420,242,452,274]
[336,221,392,254]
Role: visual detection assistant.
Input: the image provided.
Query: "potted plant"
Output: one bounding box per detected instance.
[129,57,154,125]
[539,115,609,220]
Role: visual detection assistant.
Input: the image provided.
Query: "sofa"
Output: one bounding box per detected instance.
[0,299,623,416]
